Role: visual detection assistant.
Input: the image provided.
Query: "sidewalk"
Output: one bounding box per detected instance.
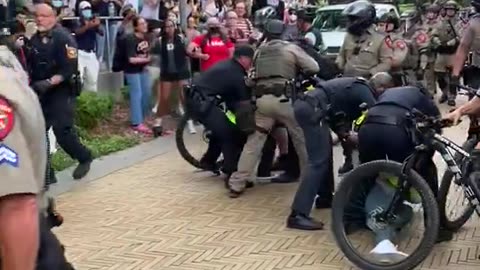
[52,108,480,270]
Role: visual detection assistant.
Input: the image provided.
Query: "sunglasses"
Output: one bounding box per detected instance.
[288,10,296,15]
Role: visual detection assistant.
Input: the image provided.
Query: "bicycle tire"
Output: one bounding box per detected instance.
[175,113,203,169]
[437,138,476,231]
[331,160,440,270]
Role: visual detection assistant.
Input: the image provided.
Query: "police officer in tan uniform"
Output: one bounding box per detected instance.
[403,13,431,85]
[336,0,393,79]
[423,4,442,95]
[431,0,461,106]
[228,19,319,198]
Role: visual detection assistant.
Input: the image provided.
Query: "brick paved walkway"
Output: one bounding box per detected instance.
[54,128,480,270]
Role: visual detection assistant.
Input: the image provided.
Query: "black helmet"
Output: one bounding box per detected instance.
[254,6,277,29]
[264,19,285,36]
[377,12,399,30]
[342,0,376,35]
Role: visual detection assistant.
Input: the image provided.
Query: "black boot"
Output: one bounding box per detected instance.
[439,94,448,104]
[287,211,324,230]
[436,228,453,243]
[73,159,92,180]
[338,158,353,175]
[152,126,163,137]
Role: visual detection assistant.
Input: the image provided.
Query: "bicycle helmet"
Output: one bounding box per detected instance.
[264,19,285,37]
[342,0,376,35]
[254,6,277,30]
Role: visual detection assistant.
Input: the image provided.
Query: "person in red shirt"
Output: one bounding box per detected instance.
[187,17,234,71]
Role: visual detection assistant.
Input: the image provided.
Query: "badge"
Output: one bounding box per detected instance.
[0,144,18,167]
[66,46,77,59]
[416,33,427,44]
[0,98,14,140]
[395,40,406,50]
[42,36,49,44]
[384,37,393,49]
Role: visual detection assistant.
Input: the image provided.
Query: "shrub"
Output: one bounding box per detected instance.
[75,92,114,130]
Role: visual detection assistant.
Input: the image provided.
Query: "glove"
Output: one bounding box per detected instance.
[446,38,457,47]
[31,79,52,95]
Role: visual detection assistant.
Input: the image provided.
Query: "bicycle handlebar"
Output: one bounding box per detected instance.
[410,109,454,131]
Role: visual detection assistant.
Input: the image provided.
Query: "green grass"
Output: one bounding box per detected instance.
[51,134,140,171]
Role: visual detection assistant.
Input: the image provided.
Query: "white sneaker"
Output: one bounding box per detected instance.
[370,240,408,263]
[187,120,196,134]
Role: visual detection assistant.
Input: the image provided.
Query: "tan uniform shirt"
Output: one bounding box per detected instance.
[432,17,461,72]
[459,15,480,67]
[423,19,441,63]
[255,40,319,88]
[389,31,408,69]
[336,26,393,78]
[0,46,46,200]
[404,26,430,70]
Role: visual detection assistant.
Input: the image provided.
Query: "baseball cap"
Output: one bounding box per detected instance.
[206,17,221,28]
[79,1,91,9]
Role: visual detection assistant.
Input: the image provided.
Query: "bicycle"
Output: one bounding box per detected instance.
[331,109,480,270]
[437,84,478,231]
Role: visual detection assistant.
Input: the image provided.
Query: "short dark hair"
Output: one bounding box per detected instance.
[233,45,255,59]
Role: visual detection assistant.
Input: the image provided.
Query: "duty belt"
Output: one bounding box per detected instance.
[364,115,406,126]
[255,83,287,98]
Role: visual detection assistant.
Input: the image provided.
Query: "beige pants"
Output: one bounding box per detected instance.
[229,95,308,192]
[424,62,437,95]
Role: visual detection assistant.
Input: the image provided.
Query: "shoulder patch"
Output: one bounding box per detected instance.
[66,46,77,59]
[416,33,428,44]
[395,40,407,50]
[0,98,15,140]
[384,36,393,49]
[0,144,19,167]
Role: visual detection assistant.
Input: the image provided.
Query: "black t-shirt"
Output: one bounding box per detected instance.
[193,59,250,111]
[124,33,150,74]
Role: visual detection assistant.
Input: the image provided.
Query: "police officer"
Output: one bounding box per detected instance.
[431,0,460,106]
[287,74,390,230]
[336,0,393,79]
[228,19,319,198]
[0,43,74,269]
[187,46,255,179]
[358,80,455,243]
[296,8,324,51]
[403,13,430,85]
[29,3,92,180]
[423,4,441,95]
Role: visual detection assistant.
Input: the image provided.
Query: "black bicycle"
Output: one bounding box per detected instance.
[437,84,478,231]
[331,109,480,270]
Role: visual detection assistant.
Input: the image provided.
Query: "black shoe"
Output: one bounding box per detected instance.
[152,126,163,138]
[338,160,354,175]
[436,228,453,243]
[271,154,288,171]
[271,173,298,183]
[72,160,92,180]
[46,197,64,228]
[287,213,324,230]
[439,95,448,104]
[246,181,255,188]
[199,160,219,172]
[315,197,332,209]
[447,100,456,107]
[228,189,244,198]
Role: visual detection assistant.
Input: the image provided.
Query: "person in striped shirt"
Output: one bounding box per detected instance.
[233,0,253,43]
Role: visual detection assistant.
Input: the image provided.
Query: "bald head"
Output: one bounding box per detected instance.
[35,3,56,32]
[369,72,394,95]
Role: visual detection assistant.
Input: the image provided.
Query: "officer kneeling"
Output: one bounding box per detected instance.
[354,73,453,254]
[287,75,389,231]
[228,19,319,198]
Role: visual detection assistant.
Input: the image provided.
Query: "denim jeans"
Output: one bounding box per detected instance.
[125,71,151,126]
[365,181,413,244]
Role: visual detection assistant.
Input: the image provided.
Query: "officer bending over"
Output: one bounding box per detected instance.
[288,75,386,231]
[29,3,92,181]
[228,19,319,198]
[187,45,255,177]
[353,75,453,260]
[0,45,73,270]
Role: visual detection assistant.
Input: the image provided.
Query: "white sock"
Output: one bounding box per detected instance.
[154,118,162,127]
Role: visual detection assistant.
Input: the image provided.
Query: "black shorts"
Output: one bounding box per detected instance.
[160,71,190,82]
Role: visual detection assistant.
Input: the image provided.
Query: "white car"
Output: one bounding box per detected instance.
[313,3,400,59]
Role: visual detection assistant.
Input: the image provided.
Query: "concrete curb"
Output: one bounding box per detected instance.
[48,135,177,197]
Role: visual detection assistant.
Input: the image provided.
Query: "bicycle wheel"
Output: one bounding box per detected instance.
[175,113,204,169]
[437,138,476,231]
[331,160,440,270]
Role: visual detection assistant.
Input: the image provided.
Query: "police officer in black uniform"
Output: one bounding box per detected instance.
[187,46,255,179]
[358,80,454,243]
[296,8,324,51]
[29,3,92,181]
[287,75,389,230]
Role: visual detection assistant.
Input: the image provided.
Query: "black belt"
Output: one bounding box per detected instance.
[364,115,405,126]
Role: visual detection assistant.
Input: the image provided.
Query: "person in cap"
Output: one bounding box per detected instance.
[186,45,256,178]
[187,17,234,71]
[227,19,318,198]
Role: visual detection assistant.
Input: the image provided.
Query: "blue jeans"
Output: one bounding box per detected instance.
[125,71,151,126]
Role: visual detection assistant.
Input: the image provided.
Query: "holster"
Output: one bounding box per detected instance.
[70,71,82,97]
